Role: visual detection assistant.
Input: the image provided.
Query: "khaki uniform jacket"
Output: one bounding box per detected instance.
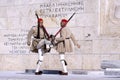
[27,26,47,52]
[56,27,78,53]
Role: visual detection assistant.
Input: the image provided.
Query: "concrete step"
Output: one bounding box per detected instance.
[104,68,120,75]
[25,69,88,75]
[101,60,120,69]
[25,69,60,74]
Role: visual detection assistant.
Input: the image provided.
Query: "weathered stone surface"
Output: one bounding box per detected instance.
[101,60,120,69]
[0,0,120,71]
[104,68,120,75]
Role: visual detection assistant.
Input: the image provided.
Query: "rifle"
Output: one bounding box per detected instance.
[49,12,76,47]
[54,12,76,37]
[68,12,76,22]
[35,13,40,39]
[35,12,51,52]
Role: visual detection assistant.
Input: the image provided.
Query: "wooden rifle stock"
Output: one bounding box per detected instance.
[35,13,40,39]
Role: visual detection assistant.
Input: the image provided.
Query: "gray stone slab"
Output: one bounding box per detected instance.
[72,70,88,75]
[104,68,120,76]
[101,60,120,69]
[25,69,35,73]
[0,71,120,80]
[43,70,60,74]
[104,71,120,75]
[25,69,60,74]
[25,69,88,75]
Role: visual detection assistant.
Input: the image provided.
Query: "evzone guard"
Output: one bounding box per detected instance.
[27,14,51,75]
[55,19,80,75]
[27,13,80,75]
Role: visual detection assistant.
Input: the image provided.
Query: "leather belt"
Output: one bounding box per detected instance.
[34,37,44,39]
[66,38,70,39]
[41,38,44,39]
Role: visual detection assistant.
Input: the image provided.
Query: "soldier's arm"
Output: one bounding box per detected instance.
[27,27,34,46]
[70,33,77,45]
[70,29,80,48]
[70,33,80,48]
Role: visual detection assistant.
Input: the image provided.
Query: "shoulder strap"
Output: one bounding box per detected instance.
[35,25,40,39]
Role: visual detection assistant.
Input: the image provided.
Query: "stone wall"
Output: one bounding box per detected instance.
[0,0,120,71]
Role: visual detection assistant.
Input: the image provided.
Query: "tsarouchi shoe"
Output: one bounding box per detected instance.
[35,71,42,75]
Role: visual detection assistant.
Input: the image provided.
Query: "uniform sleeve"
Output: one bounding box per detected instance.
[27,28,34,45]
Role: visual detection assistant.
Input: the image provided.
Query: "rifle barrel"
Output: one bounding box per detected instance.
[68,12,76,22]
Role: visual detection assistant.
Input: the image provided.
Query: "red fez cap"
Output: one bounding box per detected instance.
[61,19,68,23]
[38,18,43,22]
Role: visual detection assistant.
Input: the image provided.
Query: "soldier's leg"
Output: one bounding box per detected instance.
[35,49,44,75]
[59,52,68,75]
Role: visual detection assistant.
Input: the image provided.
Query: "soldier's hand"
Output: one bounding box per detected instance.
[27,41,31,46]
[77,44,80,48]
[50,35,55,41]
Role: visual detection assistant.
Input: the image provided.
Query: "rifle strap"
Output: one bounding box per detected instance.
[36,24,40,39]
[54,12,76,37]
[55,26,65,37]
[41,26,50,38]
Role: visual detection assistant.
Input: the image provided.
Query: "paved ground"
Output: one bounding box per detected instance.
[0,71,120,80]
